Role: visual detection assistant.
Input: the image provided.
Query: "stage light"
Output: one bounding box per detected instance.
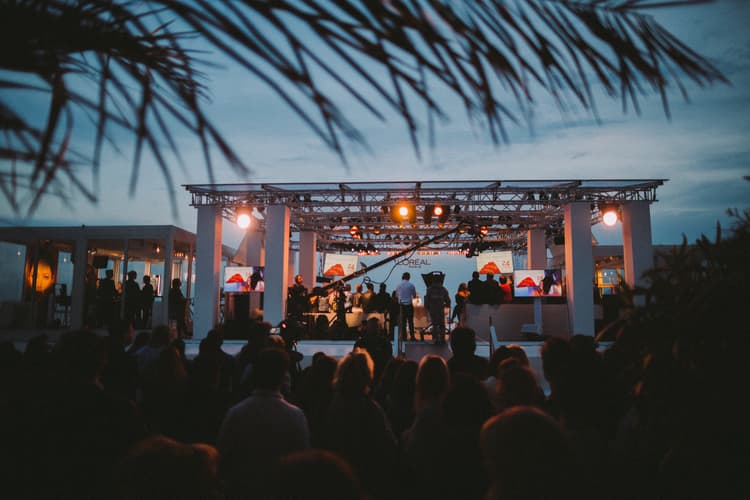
[373,227,381,235]
[435,204,450,223]
[479,225,489,237]
[390,201,416,223]
[600,205,619,227]
[349,224,359,236]
[236,208,252,229]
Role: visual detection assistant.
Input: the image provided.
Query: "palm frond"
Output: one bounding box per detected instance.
[0,0,726,215]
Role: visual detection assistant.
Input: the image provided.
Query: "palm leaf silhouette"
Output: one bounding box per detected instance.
[0,0,727,215]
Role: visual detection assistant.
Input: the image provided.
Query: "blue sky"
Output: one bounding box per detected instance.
[2,0,749,253]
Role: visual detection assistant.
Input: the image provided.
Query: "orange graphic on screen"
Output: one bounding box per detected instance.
[324,263,346,276]
[517,276,538,288]
[479,262,500,274]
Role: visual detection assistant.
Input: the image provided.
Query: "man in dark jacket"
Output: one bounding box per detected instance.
[425,280,451,344]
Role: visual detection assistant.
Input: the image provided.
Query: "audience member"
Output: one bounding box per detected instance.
[315,349,397,500]
[217,348,310,499]
[401,355,451,499]
[102,320,138,402]
[481,406,581,500]
[447,327,488,381]
[272,449,365,500]
[114,435,221,500]
[383,359,418,438]
[25,330,146,499]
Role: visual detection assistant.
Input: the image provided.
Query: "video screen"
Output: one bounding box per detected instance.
[513,269,563,297]
[224,266,265,292]
[476,250,514,275]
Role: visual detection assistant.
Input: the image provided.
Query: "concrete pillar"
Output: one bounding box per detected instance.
[564,202,594,336]
[621,201,653,293]
[264,204,290,326]
[70,237,88,329]
[236,227,265,266]
[527,229,547,270]
[288,250,296,287]
[299,231,317,291]
[193,206,222,340]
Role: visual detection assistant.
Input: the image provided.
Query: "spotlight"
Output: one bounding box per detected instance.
[600,204,619,227]
[390,201,416,223]
[349,224,360,236]
[434,204,450,223]
[373,227,381,236]
[479,225,489,237]
[236,208,252,229]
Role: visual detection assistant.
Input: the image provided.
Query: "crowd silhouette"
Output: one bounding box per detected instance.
[0,313,745,499]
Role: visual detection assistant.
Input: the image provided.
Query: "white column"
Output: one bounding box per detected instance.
[288,250,296,286]
[194,206,222,340]
[236,227,265,266]
[621,201,653,291]
[564,202,595,336]
[70,237,88,329]
[264,204,291,326]
[527,229,547,270]
[299,231,317,290]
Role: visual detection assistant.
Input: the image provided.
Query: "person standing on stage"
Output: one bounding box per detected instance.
[140,275,155,328]
[484,273,502,305]
[287,274,310,321]
[123,270,140,326]
[451,282,470,325]
[468,271,483,305]
[361,282,376,313]
[425,279,451,345]
[168,278,188,338]
[395,272,417,341]
[97,269,118,326]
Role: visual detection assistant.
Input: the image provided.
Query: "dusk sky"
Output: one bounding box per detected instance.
[2,0,748,252]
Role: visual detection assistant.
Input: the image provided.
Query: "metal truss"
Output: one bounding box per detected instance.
[184,179,664,253]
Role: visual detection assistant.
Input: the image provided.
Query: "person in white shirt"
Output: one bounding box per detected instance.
[395,272,417,341]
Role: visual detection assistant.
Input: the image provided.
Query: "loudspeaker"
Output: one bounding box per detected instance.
[92,255,109,269]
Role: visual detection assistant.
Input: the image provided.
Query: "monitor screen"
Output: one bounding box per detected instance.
[224,266,265,292]
[513,269,564,297]
[476,250,514,274]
